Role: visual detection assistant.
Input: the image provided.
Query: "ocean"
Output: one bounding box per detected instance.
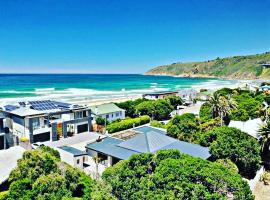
[0,74,237,103]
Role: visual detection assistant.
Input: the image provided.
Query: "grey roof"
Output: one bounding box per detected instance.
[143,91,178,95]
[160,141,211,159]
[86,137,136,160]
[117,131,175,153]
[59,146,87,157]
[87,126,211,160]
[133,126,167,135]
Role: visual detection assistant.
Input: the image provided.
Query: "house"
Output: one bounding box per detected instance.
[57,146,88,170]
[229,118,263,139]
[90,103,125,122]
[179,89,197,104]
[86,125,210,167]
[0,100,92,150]
[260,85,270,92]
[142,91,179,100]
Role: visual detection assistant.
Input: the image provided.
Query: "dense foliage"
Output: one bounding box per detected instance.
[117,96,182,120]
[167,113,200,142]
[135,99,173,120]
[116,98,146,118]
[102,150,254,200]
[208,126,261,177]
[1,146,115,200]
[107,115,150,133]
[146,52,270,79]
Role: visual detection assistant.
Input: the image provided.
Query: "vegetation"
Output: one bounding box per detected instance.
[1,146,115,200]
[215,159,239,173]
[150,120,165,128]
[117,96,182,120]
[107,115,150,133]
[95,116,110,126]
[167,113,200,142]
[135,99,173,120]
[146,52,270,79]
[102,150,254,200]
[208,126,261,177]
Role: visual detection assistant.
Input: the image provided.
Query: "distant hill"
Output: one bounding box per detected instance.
[145,52,270,79]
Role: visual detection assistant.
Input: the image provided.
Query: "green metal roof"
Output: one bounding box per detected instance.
[90,103,124,115]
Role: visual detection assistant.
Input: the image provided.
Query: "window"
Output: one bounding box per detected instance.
[116,112,119,117]
[75,111,83,119]
[119,112,122,116]
[106,114,109,119]
[32,117,40,130]
[77,159,80,164]
[111,114,113,118]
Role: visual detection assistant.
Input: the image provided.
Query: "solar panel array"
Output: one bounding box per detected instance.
[52,101,71,109]
[29,100,59,111]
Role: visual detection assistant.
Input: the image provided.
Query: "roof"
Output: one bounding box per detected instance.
[90,103,124,115]
[117,130,176,153]
[42,132,105,148]
[59,146,87,156]
[229,118,263,139]
[0,146,25,183]
[86,125,211,160]
[9,107,44,117]
[1,100,86,117]
[133,126,167,135]
[86,137,136,160]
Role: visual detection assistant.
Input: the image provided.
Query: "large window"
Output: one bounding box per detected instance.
[74,111,83,119]
[32,117,40,130]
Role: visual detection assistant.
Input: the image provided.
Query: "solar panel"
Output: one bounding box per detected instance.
[19,102,26,106]
[29,100,59,111]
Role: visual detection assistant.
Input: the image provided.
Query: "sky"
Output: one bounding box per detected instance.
[0,0,269,74]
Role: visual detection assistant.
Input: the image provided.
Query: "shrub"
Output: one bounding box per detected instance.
[199,102,212,121]
[150,120,165,128]
[209,126,261,178]
[102,150,254,200]
[107,115,150,133]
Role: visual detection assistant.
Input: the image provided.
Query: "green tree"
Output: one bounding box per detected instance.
[167,113,200,143]
[209,126,261,177]
[102,150,254,200]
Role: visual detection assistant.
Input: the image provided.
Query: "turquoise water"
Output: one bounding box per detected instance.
[0,74,236,101]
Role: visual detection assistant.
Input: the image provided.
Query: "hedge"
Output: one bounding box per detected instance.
[107,115,150,133]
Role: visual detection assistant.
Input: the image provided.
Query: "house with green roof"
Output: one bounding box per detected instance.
[89,103,125,122]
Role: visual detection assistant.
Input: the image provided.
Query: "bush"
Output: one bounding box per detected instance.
[150,120,165,128]
[209,126,261,178]
[199,102,212,121]
[167,113,200,143]
[135,99,173,120]
[107,115,150,133]
[102,150,253,200]
[216,159,239,173]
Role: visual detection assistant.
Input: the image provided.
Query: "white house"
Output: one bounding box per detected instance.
[0,100,92,150]
[90,103,125,122]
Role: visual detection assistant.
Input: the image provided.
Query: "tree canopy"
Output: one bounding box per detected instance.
[102,150,254,200]
[208,126,261,177]
[1,146,115,200]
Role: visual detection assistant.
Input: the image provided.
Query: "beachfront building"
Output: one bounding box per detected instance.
[86,125,210,168]
[90,103,125,122]
[0,100,92,150]
[179,89,197,104]
[142,91,179,100]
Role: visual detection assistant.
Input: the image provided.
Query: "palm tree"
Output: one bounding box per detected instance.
[209,93,237,125]
[258,120,270,153]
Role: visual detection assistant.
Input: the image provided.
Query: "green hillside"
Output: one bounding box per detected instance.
[145,52,270,79]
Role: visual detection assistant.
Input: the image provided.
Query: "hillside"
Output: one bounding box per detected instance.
[145,52,270,79]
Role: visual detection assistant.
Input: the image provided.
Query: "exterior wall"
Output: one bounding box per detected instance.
[96,111,125,122]
[143,93,178,100]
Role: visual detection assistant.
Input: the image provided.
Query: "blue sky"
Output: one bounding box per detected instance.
[0,0,269,73]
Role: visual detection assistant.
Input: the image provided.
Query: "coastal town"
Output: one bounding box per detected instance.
[0,81,270,199]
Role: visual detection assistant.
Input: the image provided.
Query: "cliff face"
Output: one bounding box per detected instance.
[145,52,270,79]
